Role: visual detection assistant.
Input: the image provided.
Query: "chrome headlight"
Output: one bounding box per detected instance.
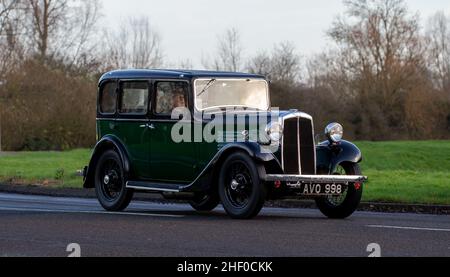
[265,122,283,143]
[325,123,343,143]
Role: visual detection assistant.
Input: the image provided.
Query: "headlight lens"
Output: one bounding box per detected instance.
[266,122,283,143]
[325,123,344,143]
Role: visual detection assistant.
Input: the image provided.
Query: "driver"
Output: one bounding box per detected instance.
[172,87,186,109]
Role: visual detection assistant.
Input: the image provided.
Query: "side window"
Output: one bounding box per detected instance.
[119,82,149,114]
[100,82,117,114]
[155,82,188,115]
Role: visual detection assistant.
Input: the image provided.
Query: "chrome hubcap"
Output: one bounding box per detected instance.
[103,175,110,185]
[231,179,239,190]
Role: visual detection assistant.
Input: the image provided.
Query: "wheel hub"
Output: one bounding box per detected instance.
[231,179,239,190]
[103,175,110,185]
[231,174,247,191]
[103,170,119,187]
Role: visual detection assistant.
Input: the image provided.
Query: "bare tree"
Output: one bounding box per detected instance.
[326,0,429,138]
[218,27,243,71]
[204,27,243,71]
[103,16,163,69]
[426,12,450,92]
[270,42,301,83]
[62,0,101,68]
[329,0,426,90]
[0,0,21,151]
[25,0,101,65]
[0,0,17,32]
[247,42,300,83]
[27,0,69,59]
[177,59,193,70]
[0,0,22,77]
[246,51,272,76]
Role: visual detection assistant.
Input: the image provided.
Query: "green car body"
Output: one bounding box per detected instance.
[84,69,367,219]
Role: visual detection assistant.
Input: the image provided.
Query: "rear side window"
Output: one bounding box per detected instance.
[100,82,117,114]
[119,82,149,114]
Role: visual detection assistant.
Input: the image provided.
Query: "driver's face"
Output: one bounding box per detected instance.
[173,91,186,108]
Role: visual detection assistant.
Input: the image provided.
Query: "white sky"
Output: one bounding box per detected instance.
[101,0,450,68]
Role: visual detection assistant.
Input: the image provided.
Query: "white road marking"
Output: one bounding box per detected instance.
[0,206,184,218]
[367,225,450,232]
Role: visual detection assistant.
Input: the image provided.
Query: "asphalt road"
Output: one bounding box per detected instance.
[0,193,449,257]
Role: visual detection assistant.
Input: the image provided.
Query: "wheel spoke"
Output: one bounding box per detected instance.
[99,158,123,201]
[327,165,349,206]
[224,160,253,209]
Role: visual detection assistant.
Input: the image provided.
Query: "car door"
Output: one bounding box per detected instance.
[114,80,152,179]
[149,80,197,183]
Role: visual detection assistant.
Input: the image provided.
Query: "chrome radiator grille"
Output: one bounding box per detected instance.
[281,116,316,175]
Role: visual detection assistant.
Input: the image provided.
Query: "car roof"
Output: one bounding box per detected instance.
[99,69,266,84]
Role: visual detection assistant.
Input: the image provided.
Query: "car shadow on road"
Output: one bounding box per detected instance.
[125,208,330,221]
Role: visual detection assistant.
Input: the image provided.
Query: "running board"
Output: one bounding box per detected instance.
[126,181,186,192]
[265,174,368,183]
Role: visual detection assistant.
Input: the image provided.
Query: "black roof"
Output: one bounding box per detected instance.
[99,69,266,84]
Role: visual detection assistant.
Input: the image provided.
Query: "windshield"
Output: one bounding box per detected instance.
[194,79,270,111]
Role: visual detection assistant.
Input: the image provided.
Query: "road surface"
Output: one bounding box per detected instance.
[0,193,449,257]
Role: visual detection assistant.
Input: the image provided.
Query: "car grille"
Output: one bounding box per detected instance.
[282,116,316,175]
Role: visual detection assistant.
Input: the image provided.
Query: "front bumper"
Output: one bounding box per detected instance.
[265,174,368,188]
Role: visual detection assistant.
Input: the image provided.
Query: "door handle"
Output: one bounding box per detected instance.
[140,123,155,130]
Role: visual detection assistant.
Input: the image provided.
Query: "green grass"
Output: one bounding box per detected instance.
[0,141,449,205]
[0,149,90,188]
[358,141,450,205]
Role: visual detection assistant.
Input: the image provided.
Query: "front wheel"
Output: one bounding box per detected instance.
[94,150,134,211]
[315,163,363,219]
[218,152,266,219]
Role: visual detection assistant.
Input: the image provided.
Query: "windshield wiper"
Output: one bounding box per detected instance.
[197,79,217,97]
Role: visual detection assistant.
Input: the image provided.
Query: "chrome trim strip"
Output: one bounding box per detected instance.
[96,118,149,122]
[265,174,368,183]
[116,118,149,122]
[126,183,181,192]
[282,111,313,121]
[149,119,192,123]
[96,118,192,123]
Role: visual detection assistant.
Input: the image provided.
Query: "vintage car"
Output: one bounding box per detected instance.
[83,69,367,219]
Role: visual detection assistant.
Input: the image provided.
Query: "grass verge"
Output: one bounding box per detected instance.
[0,141,449,205]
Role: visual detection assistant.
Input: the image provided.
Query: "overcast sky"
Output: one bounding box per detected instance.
[101,0,450,68]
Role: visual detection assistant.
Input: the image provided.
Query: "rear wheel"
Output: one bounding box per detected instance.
[218,152,266,219]
[95,150,133,211]
[315,163,363,219]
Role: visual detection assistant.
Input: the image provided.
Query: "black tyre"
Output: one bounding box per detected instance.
[315,163,363,219]
[94,150,134,211]
[218,152,266,219]
[189,192,220,212]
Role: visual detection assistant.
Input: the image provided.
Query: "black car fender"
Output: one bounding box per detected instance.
[188,142,280,191]
[316,140,363,174]
[217,142,280,164]
[83,135,132,188]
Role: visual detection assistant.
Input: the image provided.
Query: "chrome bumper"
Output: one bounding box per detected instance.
[265,174,368,185]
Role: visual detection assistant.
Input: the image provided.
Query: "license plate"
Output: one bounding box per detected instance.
[290,183,345,196]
